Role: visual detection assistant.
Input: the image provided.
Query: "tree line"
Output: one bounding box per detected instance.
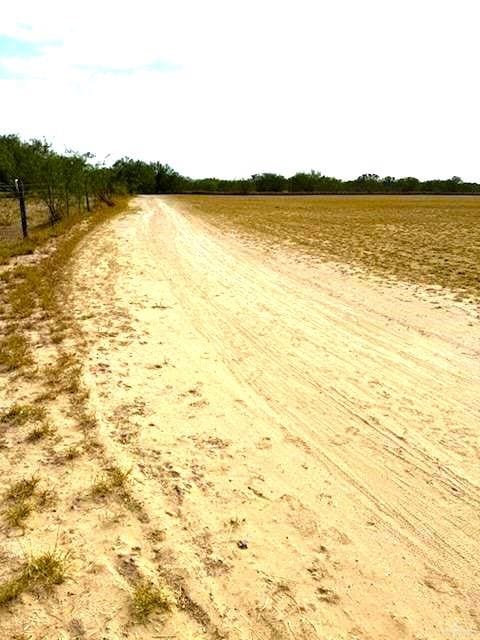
[1,134,479,227]
[97,162,480,196]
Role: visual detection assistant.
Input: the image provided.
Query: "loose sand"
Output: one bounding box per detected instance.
[60,196,480,638]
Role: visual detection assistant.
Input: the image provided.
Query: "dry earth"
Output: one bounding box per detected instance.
[173,195,480,303]
[75,197,480,638]
[2,196,479,639]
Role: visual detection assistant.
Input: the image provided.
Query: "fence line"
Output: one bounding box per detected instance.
[0,180,97,241]
[0,181,26,238]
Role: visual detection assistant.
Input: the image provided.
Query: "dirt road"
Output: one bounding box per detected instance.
[70,196,480,639]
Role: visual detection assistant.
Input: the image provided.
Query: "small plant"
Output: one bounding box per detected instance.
[148,528,166,544]
[26,421,55,443]
[67,619,86,639]
[43,352,82,395]
[5,475,40,502]
[80,412,96,432]
[4,501,31,528]
[0,575,24,607]
[8,275,38,318]
[91,466,131,498]
[63,445,81,461]
[0,548,69,607]
[0,403,45,427]
[21,549,69,591]
[317,586,340,604]
[131,579,175,623]
[0,334,33,371]
[3,475,40,529]
[82,436,103,455]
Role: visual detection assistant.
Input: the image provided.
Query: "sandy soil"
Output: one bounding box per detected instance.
[67,196,480,639]
[170,195,480,304]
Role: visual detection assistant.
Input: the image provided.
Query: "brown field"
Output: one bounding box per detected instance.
[171,194,480,301]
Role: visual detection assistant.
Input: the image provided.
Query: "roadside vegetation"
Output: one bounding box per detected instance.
[0,189,186,637]
[0,193,135,632]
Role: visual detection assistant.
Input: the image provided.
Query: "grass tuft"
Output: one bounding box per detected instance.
[0,575,24,607]
[91,466,131,498]
[0,548,70,607]
[5,475,40,502]
[4,501,32,528]
[25,421,55,443]
[0,334,33,371]
[0,403,46,427]
[3,475,40,529]
[43,352,83,395]
[131,579,176,623]
[36,488,57,509]
[63,445,81,461]
[0,238,36,265]
[21,549,69,590]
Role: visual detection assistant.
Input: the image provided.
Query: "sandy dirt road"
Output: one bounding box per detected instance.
[70,196,480,639]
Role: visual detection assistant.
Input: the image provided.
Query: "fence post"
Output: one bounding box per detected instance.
[15,179,28,239]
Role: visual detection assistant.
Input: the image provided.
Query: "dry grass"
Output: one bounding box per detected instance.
[21,549,69,589]
[43,352,83,396]
[3,475,40,529]
[1,198,130,330]
[0,199,131,623]
[130,579,176,623]
[0,333,33,371]
[0,198,49,230]
[0,199,19,227]
[60,445,81,462]
[5,475,40,502]
[175,195,480,301]
[0,548,69,607]
[0,238,36,263]
[4,501,32,528]
[0,199,46,259]
[0,403,46,427]
[91,466,131,498]
[25,421,55,443]
[0,575,24,607]
[0,198,86,264]
[90,465,144,515]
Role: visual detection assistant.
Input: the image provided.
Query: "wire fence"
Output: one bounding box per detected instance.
[0,182,23,241]
[0,181,96,242]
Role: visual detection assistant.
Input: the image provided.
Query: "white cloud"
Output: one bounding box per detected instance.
[1,0,479,179]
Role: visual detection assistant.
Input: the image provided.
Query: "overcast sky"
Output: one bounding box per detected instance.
[0,0,479,180]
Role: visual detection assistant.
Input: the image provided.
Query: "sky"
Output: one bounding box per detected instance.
[0,0,479,181]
